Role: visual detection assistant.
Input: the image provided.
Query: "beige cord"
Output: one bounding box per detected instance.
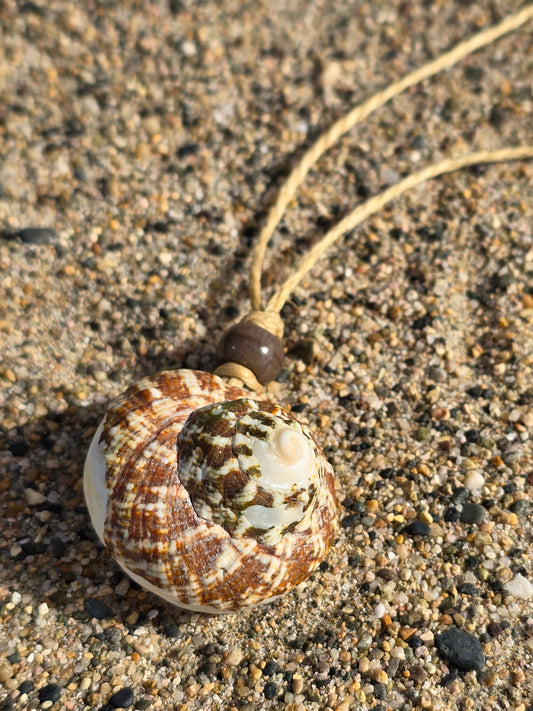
[249,4,533,312]
[266,145,533,312]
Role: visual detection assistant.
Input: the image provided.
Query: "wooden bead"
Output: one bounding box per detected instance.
[217,322,284,385]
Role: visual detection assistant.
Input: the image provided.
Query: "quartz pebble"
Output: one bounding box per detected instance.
[504,574,533,600]
[464,470,485,494]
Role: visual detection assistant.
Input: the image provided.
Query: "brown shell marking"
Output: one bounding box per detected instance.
[99,369,338,611]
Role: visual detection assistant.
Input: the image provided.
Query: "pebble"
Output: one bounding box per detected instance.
[373,602,386,619]
[262,661,280,676]
[17,227,58,245]
[38,684,62,703]
[263,681,278,699]
[459,503,487,525]
[464,470,485,494]
[84,598,115,620]
[509,499,531,518]
[24,488,47,506]
[224,647,244,666]
[108,687,135,708]
[435,629,485,670]
[504,574,533,600]
[405,521,431,537]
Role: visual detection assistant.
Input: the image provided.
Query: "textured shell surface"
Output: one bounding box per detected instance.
[84,369,338,612]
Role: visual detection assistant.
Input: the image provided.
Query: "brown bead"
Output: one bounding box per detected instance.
[217,322,284,385]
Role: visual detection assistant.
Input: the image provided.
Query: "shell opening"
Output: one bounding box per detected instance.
[251,426,315,491]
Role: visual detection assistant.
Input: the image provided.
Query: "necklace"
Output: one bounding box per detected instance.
[84,6,533,613]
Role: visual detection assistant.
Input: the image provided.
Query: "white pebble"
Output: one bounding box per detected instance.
[10,591,22,605]
[225,647,244,666]
[373,602,386,619]
[37,602,49,616]
[504,574,533,600]
[24,488,47,506]
[464,470,485,494]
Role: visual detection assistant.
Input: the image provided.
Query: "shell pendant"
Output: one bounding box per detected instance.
[84,369,338,612]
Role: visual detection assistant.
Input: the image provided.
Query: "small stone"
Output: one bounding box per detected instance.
[410,665,427,684]
[509,500,530,518]
[104,627,123,645]
[504,574,533,600]
[108,687,135,708]
[50,537,66,558]
[358,658,370,674]
[373,669,388,684]
[25,488,47,506]
[8,439,29,456]
[374,602,386,619]
[405,521,431,537]
[262,660,279,676]
[497,511,518,526]
[224,647,244,666]
[0,662,13,683]
[487,622,503,637]
[464,471,485,494]
[459,503,486,525]
[435,628,484,670]
[292,676,304,694]
[163,624,180,638]
[18,227,58,245]
[84,598,115,620]
[38,684,62,703]
[263,682,278,700]
[451,487,469,506]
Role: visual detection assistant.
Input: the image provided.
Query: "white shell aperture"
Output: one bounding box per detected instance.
[83,369,338,612]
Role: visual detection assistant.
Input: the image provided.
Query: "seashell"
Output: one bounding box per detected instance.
[84,369,338,612]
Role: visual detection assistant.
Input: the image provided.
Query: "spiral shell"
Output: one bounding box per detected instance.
[84,369,338,612]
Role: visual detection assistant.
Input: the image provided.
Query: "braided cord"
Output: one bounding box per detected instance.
[249,5,533,312]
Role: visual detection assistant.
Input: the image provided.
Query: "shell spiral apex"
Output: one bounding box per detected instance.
[84,369,338,612]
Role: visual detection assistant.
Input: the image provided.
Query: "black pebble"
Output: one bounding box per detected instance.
[405,521,431,537]
[464,429,480,442]
[459,503,486,525]
[38,683,61,703]
[263,681,278,699]
[51,537,66,558]
[435,628,485,670]
[450,487,469,506]
[108,686,135,708]
[84,598,115,620]
[163,624,180,638]
[263,660,280,676]
[8,440,29,457]
[18,227,58,245]
[457,583,479,596]
[104,627,123,645]
[487,621,503,637]
[443,506,460,523]
[408,636,423,649]
[373,683,387,699]
[18,680,33,694]
[341,513,359,529]
[412,315,432,330]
